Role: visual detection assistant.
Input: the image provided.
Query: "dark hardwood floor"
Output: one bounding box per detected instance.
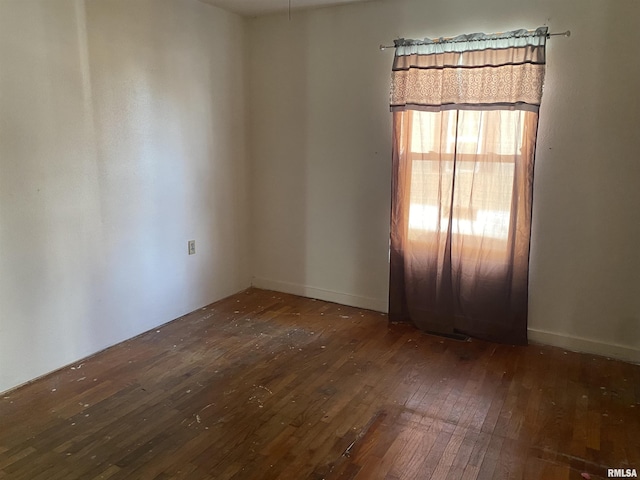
[0,288,638,479]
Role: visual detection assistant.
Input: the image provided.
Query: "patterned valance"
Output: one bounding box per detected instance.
[390,27,548,112]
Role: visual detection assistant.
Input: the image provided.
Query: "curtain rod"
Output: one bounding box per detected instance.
[379,30,571,51]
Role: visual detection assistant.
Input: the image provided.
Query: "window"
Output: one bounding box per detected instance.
[388,27,546,344]
[406,110,526,255]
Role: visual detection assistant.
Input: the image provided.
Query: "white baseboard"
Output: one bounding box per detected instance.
[251,277,388,313]
[251,278,639,364]
[528,328,640,364]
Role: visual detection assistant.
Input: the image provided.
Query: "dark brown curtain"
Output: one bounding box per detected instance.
[388,28,547,344]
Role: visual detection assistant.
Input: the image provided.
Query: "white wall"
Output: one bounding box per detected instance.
[249,0,640,362]
[0,0,250,393]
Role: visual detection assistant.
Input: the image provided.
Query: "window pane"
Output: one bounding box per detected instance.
[408,110,525,244]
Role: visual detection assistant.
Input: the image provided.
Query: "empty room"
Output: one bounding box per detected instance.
[0,0,639,479]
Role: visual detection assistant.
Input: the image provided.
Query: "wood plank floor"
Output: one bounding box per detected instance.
[1,288,638,480]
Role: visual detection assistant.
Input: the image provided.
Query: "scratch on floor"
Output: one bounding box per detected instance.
[342,410,388,458]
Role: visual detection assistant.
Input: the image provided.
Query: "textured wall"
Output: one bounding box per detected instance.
[0,0,250,393]
[248,0,640,361]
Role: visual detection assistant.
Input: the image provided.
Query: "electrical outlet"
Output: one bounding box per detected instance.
[188,240,196,255]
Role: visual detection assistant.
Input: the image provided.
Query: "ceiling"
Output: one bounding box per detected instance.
[199,0,376,17]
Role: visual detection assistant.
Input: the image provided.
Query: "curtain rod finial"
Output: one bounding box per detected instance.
[551,30,571,38]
